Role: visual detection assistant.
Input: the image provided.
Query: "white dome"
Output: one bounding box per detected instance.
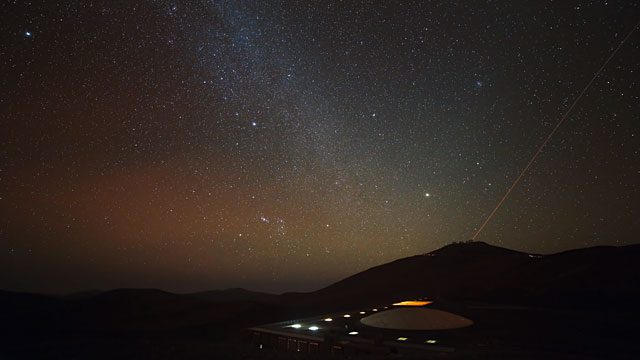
[360,307,473,330]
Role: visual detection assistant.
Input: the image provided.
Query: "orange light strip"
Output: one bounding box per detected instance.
[392,301,432,306]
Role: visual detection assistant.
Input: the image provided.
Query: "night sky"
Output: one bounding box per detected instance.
[2,1,639,294]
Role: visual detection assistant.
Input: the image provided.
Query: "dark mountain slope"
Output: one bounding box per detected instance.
[282,241,640,310]
[501,244,640,307]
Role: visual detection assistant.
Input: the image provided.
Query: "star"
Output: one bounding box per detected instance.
[2,0,637,295]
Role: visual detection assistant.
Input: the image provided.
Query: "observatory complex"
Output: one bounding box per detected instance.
[247,300,474,357]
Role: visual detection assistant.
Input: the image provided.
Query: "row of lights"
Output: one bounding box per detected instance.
[289,312,359,332]
[287,323,363,337]
[288,301,426,331]
[287,325,437,344]
[288,323,437,344]
[396,337,437,344]
[323,313,364,320]
[284,301,437,345]
[289,308,381,332]
[288,324,320,331]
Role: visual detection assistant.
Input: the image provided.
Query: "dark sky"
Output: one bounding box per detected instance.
[1,1,639,294]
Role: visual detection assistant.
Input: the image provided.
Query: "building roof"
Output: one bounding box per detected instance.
[360,307,473,330]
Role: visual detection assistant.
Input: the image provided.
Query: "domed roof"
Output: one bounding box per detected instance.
[360,307,473,330]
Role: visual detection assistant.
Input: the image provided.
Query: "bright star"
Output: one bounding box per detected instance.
[425,193,430,197]
[25,31,32,37]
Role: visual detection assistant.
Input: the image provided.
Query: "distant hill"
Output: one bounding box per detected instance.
[281,241,640,310]
[2,241,639,359]
[3,242,639,314]
[187,287,276,302]
[0,290,63,319]
[0,287,290,360]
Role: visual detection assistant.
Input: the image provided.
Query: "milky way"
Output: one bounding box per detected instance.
[1,1,639,293]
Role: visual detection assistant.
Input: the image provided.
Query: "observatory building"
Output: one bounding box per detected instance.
[247,300,473,357]
[360,306,473,330]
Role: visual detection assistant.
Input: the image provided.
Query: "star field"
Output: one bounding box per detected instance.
[1,1,639,293]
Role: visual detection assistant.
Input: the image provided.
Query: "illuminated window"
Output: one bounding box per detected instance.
[348,331,359,335]
[287,338,297,351]
[426,339,437,344]
[397,337,408,341]
[323,318,333,322]
[332,346,343,356]
[298,340,307,352]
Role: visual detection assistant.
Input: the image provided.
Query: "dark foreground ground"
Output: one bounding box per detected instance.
[3,243,639,359]
[1,289,638,360]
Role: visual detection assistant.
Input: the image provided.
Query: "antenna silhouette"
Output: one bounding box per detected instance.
[472,19,640,242]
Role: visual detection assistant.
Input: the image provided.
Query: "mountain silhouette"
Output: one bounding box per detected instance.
[280,241,640,310]
[2,241,639,359]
